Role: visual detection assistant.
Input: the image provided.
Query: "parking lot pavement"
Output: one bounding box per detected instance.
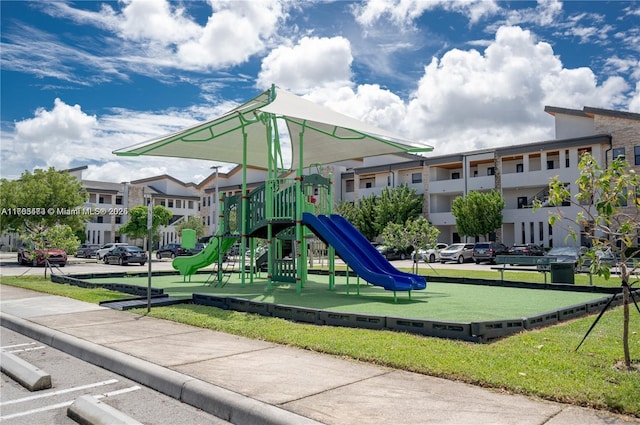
[1,326,231,425]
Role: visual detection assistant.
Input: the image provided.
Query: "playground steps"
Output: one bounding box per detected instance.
[99,294,188,311]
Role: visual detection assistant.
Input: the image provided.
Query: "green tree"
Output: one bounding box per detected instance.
[537,153,639,370]
[176,216,206,239]
[119,205,172,242]
[375,184,424,233]
[25,224,80,255]
[0,167,88,235]
[334,201,358,225]
[334,195,379,241]
[451,190,505,241]
[381,216,439,272]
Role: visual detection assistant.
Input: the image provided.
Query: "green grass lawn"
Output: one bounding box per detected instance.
[2,273,639,418]
[85,273,612,322]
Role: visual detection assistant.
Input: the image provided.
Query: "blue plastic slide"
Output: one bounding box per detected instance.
[302,213,416,292]
[330,214,426,290]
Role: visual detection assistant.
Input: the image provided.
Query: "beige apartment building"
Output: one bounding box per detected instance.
[339,106,640,248]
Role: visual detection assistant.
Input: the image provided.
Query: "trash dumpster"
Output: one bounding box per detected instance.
[550,262,575,284]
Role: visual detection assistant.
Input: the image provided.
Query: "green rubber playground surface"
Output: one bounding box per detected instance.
[86,273,611,322]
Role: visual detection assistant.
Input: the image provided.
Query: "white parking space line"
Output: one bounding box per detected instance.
[0,379,119,406]
[0,385,140,420]
[7,346,46,354]
[1,342,37,349]
[98,385,141,398]
[1,399,78,420]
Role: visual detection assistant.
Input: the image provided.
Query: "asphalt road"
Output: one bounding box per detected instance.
[1,327,230,425]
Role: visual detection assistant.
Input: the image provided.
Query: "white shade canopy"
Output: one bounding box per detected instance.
[114,86,432,170]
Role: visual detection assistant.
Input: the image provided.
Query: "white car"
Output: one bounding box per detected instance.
[439,243,475,264]
[96,243,128,260]
[413,243,449,263]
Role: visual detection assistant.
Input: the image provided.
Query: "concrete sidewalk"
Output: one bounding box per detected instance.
[1,284,638,425]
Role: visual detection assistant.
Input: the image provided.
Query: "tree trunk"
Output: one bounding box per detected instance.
[622,281,631,369]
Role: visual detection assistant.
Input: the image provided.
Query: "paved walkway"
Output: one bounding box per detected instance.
[1,284,638,425]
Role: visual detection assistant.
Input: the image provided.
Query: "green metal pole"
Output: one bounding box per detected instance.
[240,130,248,287]
[295,123,306,293]
[328,173,335,290]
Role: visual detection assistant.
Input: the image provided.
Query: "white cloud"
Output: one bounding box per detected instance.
[7,99,97,172]
[177,0,286,69]
[628,82,640,113]
[257,36,353,93]
[34,0,288,75]
[403,25,630,154]
[1,98,237,183]
[353,0,500,27]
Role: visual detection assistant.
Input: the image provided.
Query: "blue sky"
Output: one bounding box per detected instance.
[1,0,639,183]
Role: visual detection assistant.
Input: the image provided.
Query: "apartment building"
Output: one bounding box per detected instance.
[340,106,640,248]
[2,104,636,252]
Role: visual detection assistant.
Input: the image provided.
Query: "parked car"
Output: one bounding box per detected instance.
[547,246,588,264]
[472,242,509,264]
[75,243,100,258]
[412,243,449,263]
[96,243,128,260]
[376,245,409,260]
[156,243,189,259]
[104,245,147,266]
[188,242,207,255]
[18,245,67,267]
[507,243,544,256]
[439,243,475,264]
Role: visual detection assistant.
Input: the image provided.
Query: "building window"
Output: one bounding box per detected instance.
[565,150,570,168]
[473,170,478,177]
[115,216,121,224]
[97,216,104,223]
[516,164,523,173]
[411,172,422,184]
[613,147,625,160]
[98,196,105,204]
[451,172,460,180]
[387,175,392,186]
[188,201,194,209]
[539,221,544,241]
[517,196,527,209]
[365,182,372,189]
[546,160,554,170]
[115,196,123,205]
[168,200,174,208]
[635,146,640,165]
[487,167,495,176]
[345,180,354,193]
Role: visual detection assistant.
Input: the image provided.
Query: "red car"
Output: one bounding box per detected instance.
[18,246,67,267]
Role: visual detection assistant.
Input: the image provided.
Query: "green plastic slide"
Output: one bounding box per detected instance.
[172,236,237,276]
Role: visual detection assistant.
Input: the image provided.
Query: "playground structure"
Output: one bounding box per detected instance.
[115,85,433,298]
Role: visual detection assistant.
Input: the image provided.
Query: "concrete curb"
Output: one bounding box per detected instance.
[0,312,322,425]
[67,395,143,425]
[0,350,52,391]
